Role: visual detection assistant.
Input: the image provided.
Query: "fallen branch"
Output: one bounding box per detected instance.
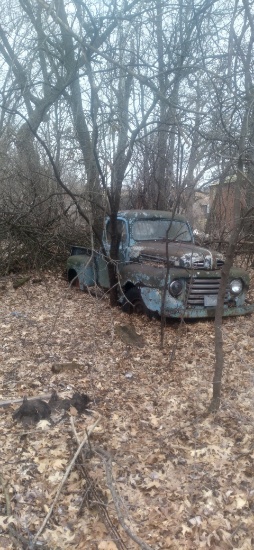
[0,394,52,408]
[70,417,127,550]
[0,473,12,515]
[71,418,153,550]
[33,414,101,544]
[97,448,154,550]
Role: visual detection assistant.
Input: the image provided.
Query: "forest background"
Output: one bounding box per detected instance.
[1,0,254,275]
[1,2,254,548]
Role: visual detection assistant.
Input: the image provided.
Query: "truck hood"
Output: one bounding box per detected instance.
[130,241,224,270]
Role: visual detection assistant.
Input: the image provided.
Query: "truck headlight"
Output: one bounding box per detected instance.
[169,279,184,297]
[229,279,243,296]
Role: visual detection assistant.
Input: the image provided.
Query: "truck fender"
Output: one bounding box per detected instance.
[67,254,96,289]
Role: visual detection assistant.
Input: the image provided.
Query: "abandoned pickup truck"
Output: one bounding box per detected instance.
[67,210,254,319]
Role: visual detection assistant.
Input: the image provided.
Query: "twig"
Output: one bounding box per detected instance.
[96,448,154,550]
[33,414,101,544]
[70,417,127,550]
[0,394,52,407]
[71,419,154,549]
[77,479,93,516]
[0,473,12,515]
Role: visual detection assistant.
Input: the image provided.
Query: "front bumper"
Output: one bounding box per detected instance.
[140,287,254,319]
[167,303,254,319]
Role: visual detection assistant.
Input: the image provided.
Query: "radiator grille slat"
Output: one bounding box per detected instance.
[191,259,224,269]
[186,278,229,306]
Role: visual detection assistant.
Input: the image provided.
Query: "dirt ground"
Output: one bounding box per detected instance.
[0,272,254,550]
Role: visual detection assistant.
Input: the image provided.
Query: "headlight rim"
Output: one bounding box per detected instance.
[229,278,243,296]
[169,278,184,297]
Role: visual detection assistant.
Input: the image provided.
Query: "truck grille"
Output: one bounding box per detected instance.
[186,277,229,306]
[192,260,207,268]
[192,258,224,269]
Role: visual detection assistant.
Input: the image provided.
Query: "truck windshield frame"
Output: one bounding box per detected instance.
[132,219,192,242]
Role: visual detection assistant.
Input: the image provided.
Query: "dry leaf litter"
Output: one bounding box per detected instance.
[0,272,254,550]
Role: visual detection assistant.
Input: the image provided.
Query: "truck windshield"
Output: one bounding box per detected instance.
[132,219,192,242]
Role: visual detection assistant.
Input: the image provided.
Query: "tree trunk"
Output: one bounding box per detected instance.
[209,237,237,411]
[108,212,121,307]
[209,160,244,412]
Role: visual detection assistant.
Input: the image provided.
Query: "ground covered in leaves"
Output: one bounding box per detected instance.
[0,272,254,549]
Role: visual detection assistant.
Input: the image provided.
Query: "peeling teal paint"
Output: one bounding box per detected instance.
[139,286,254,318]
[67,255,95,288]
[67,210,254,319]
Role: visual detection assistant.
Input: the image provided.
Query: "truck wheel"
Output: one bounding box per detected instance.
[68,270,80,289]
[122,287,149,315]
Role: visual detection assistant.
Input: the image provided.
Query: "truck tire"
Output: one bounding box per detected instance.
[68,269,80,289]
[122,287,149,315]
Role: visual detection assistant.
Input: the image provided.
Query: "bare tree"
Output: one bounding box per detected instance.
[204,0,254,410]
